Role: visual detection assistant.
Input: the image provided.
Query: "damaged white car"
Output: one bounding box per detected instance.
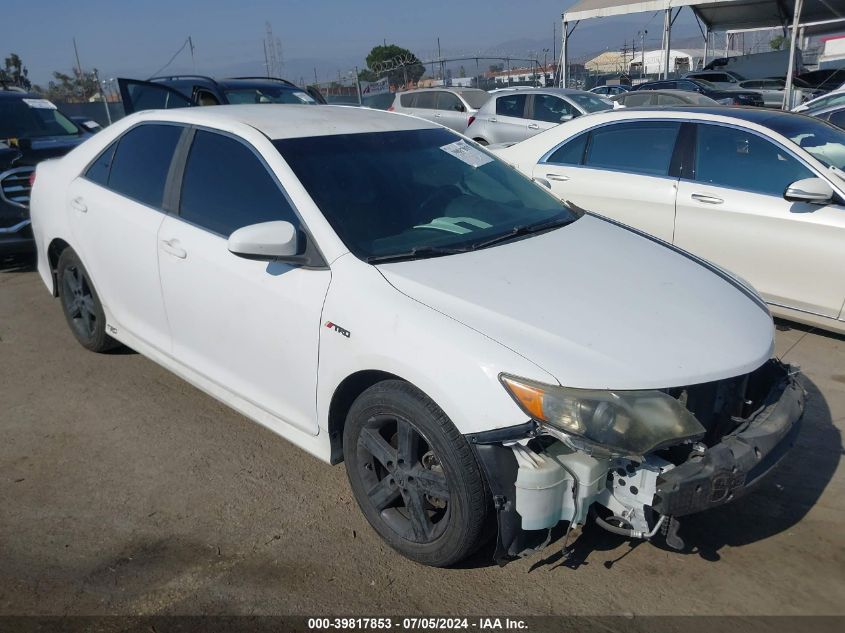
[30,105,804,567]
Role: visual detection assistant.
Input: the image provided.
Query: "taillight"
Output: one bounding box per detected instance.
[387,105,395,111]
[467,115,476,127]
[29,171,36,187]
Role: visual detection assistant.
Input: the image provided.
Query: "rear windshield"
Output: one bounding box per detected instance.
[456,90,490,109]
[0,98,80,140]
[273,128,577,260]
[223,87,316,105]
[566,92,613,113]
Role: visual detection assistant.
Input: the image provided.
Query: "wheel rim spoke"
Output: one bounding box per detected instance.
[367,474,401,511]
[410,467,450,500]
[396,419,420,467]
[403,487,433,541]
[359,426,397,469]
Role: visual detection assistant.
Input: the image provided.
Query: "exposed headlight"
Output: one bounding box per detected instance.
[500,374,705,455]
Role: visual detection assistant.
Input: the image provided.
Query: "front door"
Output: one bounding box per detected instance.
[486,93,529,143]
[534,120,682,242]
[527,93,580,138]
[157,128,330,434]
[674,123,845,318]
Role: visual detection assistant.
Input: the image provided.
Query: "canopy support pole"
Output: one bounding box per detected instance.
[783,0,804,110]
[662,9,671,79]
[561,17,568,87]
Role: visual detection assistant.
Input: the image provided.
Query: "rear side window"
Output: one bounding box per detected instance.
[399,93,416,107]
[496,94,527,118]
[622,93,654,106]
[85,142,117,186]
[179,130,297,236]
[107,124,183,208]
[585,121,681,176]
[546,132,588,165]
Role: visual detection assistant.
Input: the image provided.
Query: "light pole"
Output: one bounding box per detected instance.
[542,48,549,85]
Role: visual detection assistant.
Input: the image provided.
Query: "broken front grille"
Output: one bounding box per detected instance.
[0,166,35,209]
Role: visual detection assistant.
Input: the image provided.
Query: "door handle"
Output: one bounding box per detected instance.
[160,238,187,259]
[691,193,724,204]
[70,197,87,213]
[528,123,540,129]
[546,173,569,182]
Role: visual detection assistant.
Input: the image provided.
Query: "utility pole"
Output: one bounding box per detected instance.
[313,67,318,85]
[72,37,83,77]
[437,37,443,82]
[354,66,362,105]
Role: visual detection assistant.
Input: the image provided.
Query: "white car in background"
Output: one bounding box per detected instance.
[29,105,803,567]
[466,88,612,145]
[793,87,845,113]
[388,87,490,133]
[492,107,845,334]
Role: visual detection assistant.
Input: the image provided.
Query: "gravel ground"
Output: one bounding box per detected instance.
[1,264,843,616]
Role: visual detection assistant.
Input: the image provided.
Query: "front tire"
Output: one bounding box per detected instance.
[57,248,119,352]
[343,380,490,567]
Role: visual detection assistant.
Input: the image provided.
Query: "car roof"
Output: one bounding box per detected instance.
[492,88,594,97]
[581,105,812,127]
[127,104,440,139]
[402,87,487,94]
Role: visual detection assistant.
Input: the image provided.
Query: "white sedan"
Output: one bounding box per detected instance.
[30,105,803,566]
[493,107,845,334]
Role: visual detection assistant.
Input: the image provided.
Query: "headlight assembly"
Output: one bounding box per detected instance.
[500,374,705,456]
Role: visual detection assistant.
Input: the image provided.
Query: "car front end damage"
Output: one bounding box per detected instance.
[469,359,805,563]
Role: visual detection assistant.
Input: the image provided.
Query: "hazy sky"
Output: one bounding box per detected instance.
[5,0,700,85]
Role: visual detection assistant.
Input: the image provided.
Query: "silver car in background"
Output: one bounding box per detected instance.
[388,87,490,133]
[613,89,719,107]
[466,88,612,145]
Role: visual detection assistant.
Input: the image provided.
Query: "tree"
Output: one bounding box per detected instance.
[0,53,32,90]
[770,35,788,51]
[362,44,424,87]
[38,68,101,102]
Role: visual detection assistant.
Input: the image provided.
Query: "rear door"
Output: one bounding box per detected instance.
[435,91,469,133]
[117,78,192,115]
[409,91,438,125]
[674,122,845,318]
[533,120,682,242]
[66,122,184,350]
[528,94,581,137]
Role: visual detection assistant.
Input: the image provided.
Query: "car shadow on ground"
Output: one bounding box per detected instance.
[520,374,841,572]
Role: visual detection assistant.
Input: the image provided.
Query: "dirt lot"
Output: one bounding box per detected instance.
[1,264,843,616]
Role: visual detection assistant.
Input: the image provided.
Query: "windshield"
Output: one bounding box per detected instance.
[764,115,845,170]
[223,87,316,105]
[567,92,613,112]
[0,98,80,140]
[274,128,579,261]
[456,90,490,109]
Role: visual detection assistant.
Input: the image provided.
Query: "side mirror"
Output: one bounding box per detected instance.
[454,103,465,112]
[560,113,574,122]
[228,220,299,260]
[784,177,834,204]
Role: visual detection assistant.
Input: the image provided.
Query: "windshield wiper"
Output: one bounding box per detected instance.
[366,245,469,264]
[470,216,574,251]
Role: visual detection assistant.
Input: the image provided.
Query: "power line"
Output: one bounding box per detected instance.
[147,37,191,79]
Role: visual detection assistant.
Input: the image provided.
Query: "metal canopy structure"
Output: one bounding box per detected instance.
[560,0,845,108]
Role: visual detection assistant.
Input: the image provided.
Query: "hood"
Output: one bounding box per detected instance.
[0,135,86,169]
[378,215,774,390]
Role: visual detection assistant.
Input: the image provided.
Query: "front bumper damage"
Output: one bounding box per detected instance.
[468,360,805,563]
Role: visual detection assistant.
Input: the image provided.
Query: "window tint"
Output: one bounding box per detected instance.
[400,93,416,107]
[179,130,297,236]
[496,94,527,118]
[676,81,698,91]
[547,132,588,165]
[414,92,436,109]
[657,94,685,105]
[532,94,577,123]
[585,122,680,176]
[437,92,462,111]
[108,124,182,208]
[85,142,117,186]
[695,124,813,195]
[121,82,191,111]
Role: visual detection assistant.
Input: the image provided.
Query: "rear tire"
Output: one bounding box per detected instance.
[343,380,491,567]
[57,248,119,352]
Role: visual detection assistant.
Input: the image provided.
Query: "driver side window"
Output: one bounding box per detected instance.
[532,94,578,124]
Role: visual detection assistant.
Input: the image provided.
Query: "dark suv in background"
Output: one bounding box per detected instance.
[118,75,326,114]
[635,78,765,107]
[1,88,93,263]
